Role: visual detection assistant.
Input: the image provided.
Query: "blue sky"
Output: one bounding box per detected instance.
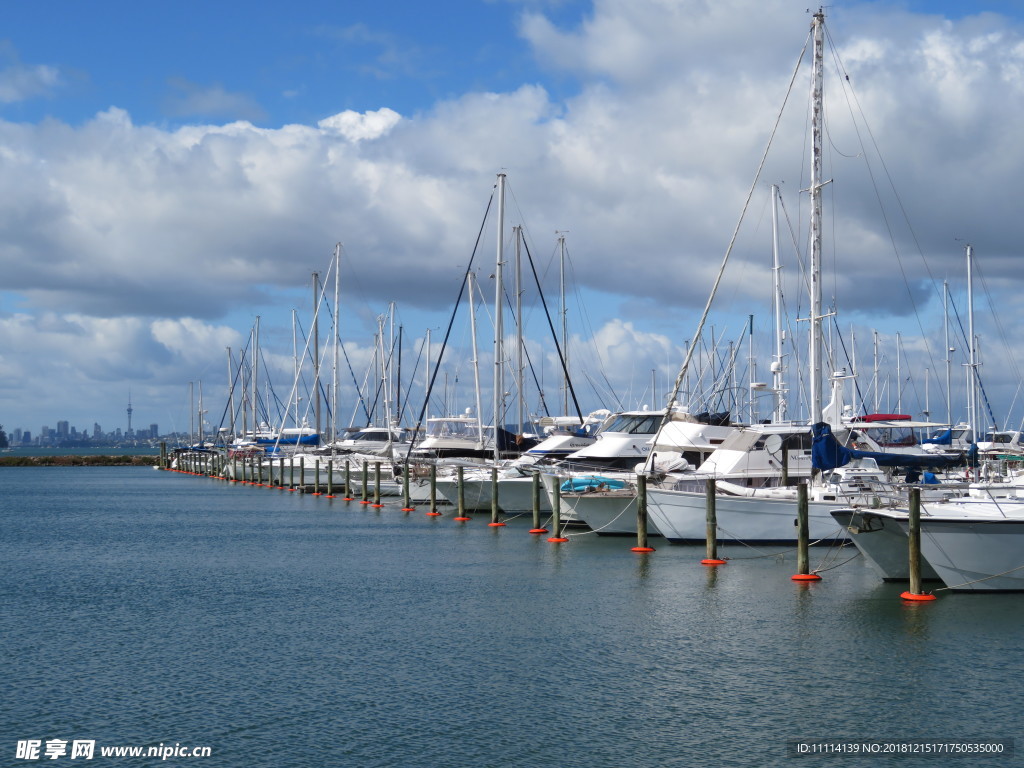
[3,0,1024,438]
[4,1,589,127]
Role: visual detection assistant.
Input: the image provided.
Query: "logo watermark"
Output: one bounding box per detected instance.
[15,740,211,760]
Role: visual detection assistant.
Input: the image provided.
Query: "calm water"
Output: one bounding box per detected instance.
[3,468,1022,767]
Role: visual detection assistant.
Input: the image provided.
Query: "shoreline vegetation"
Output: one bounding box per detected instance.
[0,455,159,467]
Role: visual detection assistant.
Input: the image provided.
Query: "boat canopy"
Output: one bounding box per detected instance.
[811,422,968,471]
[922,428,952,445]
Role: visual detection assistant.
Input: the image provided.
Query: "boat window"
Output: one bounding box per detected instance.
[426,420,475,438]
[869,427,917,447]
[601,414,662,435]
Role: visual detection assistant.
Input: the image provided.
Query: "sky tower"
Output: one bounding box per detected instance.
[127,389,133,436]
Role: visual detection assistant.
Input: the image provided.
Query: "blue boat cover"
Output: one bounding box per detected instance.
[811,422,967,471]
[560,476,626,492]
[922,428,952,445]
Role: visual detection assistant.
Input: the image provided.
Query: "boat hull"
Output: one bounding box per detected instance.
[647,487,849,544]
[830,509,939,581]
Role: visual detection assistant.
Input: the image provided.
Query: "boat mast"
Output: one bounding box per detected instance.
[896,331,902,414]
[253,315,260,435]
[468,270,485,446]
[291,309,299,428]
[226,347,236,441]
[514,225,524,436]
[558,232,569,415]
[494,172,506,462]
[312,271,321,437]
[198,380,204,447]
[944,280,953,425]
[808,8,825,424]
[424,328,431,425]
[771,183,786,422]
[332,243,341,444]
[966,243,978,440]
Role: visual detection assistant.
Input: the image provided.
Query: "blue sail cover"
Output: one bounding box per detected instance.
[811,422,965,471]
[922,428,952,445]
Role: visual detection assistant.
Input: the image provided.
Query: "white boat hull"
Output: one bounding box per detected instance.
[830,509,939,581]
[646,486,849,544]
[919,517,1024,591]
[560,490,645,536]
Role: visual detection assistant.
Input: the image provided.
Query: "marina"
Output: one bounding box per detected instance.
[6,5,1024,765]
[3,466,1023,766]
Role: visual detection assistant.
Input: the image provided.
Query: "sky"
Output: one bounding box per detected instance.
[3,0,1024,439]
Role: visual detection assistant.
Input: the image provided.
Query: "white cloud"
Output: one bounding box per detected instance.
[4,0,1024,431]
[317,107,402,141]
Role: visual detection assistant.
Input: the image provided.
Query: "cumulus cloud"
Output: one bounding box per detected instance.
[3,0,1024,430]
[317,107,402,141]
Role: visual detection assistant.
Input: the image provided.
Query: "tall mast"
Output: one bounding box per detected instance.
[808,8,826,424]
[198,380,204,446]
[514,225,524,435]
[291,309,299,427]
[558,232,569,415]
[896,332,902,413]
[312,271,321,436]
[253,315,260,434]
[872,329,879,413]
[494,172,506,462]
[771,184,786,422]
[468,270,485,446]
[424,328,431,425]
[747,314,755,424]
[944,280,953,425]
[966,244,977,440]
[226,347,236,441]
[332,243,341,443]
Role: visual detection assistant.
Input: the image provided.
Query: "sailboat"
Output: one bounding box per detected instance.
[644,9,945,545]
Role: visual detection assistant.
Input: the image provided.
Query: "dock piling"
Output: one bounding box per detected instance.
[901,488,936,601]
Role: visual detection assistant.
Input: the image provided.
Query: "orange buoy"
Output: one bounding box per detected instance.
[631,546,656,553]
[528,528,549,535]
[547,536,569,543]
[791,573,823,582]
[701,558,727,566]
[426,511,442,517]
[900,591,937,602]
[487,522,506,527]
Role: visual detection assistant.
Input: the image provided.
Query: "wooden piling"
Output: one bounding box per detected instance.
[454,466,470,521]
[401,465,414,511]
[372,461,383,506]
[548,476,568,542]
[701,478,726,565]
[426,464,441,516]
[901,487,936,601]
[791,482,821,581]
[488,466,505,526]
[314,459,321,495]
[360,461,369,503]
[631,474,655,552]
